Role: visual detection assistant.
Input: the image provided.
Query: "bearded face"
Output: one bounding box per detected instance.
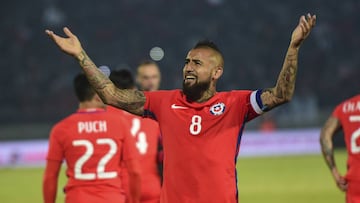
[182,48,223,102]
[182,74,211,101]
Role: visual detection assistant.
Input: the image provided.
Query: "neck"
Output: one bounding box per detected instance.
[193,86,216,103]
[78,101,105,110]
[196,89,216,103]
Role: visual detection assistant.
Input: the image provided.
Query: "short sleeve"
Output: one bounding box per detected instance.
[232,90,265,122]
[143,90,171,120]
[121,131,139,161]
[46,126,65,162]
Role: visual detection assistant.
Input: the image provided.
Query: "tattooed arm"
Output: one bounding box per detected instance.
[76,51,145,115]
[45,27,145,115]
[260,14,316,110]
[320,116,347,191]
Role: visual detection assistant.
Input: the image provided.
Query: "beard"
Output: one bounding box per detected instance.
[182,78,211,102]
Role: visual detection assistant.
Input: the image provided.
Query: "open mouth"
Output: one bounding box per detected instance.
[184,75,196,81]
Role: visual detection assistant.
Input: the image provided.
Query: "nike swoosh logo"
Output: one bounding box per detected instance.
[171,104,188,109]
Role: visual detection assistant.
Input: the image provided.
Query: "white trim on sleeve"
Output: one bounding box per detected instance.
[250,90,264,115]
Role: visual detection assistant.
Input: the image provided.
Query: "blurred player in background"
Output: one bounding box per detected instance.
[43,73,141,203]
[320,95,360,202]
[135,60,164,181]
[108,69,161,203]
[136,60,161,91]
[46,13,316,203]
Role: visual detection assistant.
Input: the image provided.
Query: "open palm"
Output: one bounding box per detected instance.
[45,27,83,57]
[291,14,316,48]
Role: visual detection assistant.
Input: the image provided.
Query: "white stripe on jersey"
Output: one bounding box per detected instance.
[250,90,264,115]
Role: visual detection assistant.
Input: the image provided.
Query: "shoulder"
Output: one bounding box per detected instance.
[334,95,360,115]
[144,89,180,97]
[50,114,76,136]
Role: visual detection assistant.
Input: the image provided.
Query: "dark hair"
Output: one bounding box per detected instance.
[73,73,96,102]
[193,40,222,55]
[109,69,135,89]
[193,40,224,66]
[137,59,159,69]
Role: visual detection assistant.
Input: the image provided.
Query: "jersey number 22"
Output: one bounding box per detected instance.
[73,138,117,180]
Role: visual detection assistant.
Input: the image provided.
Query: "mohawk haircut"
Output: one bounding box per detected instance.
[193,40,223,55]
[193,40,224,67]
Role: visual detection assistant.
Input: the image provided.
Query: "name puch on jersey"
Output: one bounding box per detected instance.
[78,121,107,134]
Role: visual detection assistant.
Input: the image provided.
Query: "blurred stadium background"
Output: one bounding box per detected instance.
[1,0,359,202]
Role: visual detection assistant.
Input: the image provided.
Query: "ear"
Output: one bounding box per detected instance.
[212,66,223,80]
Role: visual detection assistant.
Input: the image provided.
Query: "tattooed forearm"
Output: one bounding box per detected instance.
[75,51,146,115]
[320,117,341,171]
[77,50,112,91]
[320,136,336,170]
[111,89,146,116]
[260,47,298,110]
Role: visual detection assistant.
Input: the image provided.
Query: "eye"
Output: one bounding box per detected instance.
[185,59,190,64]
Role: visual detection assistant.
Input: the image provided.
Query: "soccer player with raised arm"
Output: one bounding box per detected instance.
[109,69,162,203]
[320,95,360,203]
[45,13,316,203]
[43,74,141,203]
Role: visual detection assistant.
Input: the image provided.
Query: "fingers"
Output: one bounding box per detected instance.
[63,27,75,38]
[337,176,348,191]
[300,15,311,33]
[338,183,348,192]
[45,29,59,42]
[310,14,316,27]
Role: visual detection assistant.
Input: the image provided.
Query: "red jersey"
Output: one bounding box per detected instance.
[332,95,360,181]
[143,89,263,203]
[107,106,161,203]
[47,108,138,203]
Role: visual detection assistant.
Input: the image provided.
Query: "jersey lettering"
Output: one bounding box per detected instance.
[78,121,107,134]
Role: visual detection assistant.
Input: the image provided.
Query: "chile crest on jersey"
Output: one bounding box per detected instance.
[209,102,226,116]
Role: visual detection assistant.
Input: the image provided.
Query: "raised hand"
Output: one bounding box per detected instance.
[45,27,83,57]
[290,13,316,49]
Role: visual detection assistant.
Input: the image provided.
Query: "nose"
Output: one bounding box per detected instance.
[184,63,194,73]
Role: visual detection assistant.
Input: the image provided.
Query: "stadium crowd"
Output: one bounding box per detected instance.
[1,0,360,129]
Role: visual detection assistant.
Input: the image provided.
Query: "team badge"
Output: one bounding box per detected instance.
[210,103,226,116]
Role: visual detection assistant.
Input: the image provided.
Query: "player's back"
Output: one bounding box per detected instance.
[333,95,360,180]
[50,108,135,203]
[107,106,161,203]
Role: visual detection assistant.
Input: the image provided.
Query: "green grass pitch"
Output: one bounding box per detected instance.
[0,150,347,203]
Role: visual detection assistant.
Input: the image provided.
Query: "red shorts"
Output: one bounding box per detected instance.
[347,180,360,203]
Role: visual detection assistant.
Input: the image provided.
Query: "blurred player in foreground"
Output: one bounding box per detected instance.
[46,13,316,203]
[43,73,141,203]
[136,60,161,91]
[108,69,161,203]
[320,95,360,202]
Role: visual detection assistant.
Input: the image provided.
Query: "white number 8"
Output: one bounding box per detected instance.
[190,115,202,135]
